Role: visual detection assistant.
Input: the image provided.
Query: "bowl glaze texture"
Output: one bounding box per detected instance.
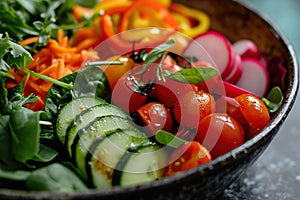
[0,0,298,199]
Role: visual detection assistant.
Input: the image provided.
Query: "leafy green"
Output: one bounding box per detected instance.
[0,0,76,45]
[44,66,111,121]
[262,86,284,113]
[0,33,32,73]
[25,163,87,192]
[155,130,187,149]
[135,39,175,75]
[167,67,218,84]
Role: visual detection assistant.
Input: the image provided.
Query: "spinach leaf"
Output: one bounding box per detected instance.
[25,163,87,192]
[44,66,111,120]
[10,107,40,163]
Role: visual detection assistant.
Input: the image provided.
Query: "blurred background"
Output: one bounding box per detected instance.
[221,0,300,199]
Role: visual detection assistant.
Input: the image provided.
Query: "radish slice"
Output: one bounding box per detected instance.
[235,58,270,97]
[232,39,261,59]
[183,31,234,78]
[225,54,243,84]
[213,80,253,98]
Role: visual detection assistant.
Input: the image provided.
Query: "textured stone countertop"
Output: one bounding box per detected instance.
[220,0,300,199]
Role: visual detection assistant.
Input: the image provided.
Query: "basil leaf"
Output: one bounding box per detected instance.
[155,130,187,148]
[136,39,175,75]
[26,163,87,192]
[167,67,217,84]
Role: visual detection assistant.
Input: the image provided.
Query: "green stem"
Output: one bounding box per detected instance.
[29,70,73,90]
[85,61,124,66]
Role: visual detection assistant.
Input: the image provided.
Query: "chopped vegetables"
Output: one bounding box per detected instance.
[0,0,288,192]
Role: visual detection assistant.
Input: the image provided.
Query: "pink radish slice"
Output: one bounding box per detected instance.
[232,39,261,59]
[225,54,243,84]
[183,31,234,78]
[213,80,253,98]
[235,58,270,97]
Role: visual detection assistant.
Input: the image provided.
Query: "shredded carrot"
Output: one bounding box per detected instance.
[56,58,65,79]
[19,37,39,46]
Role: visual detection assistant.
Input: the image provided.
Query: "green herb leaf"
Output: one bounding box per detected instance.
[25,163,88,192]
[262,86,284,113]
[155,130,187,148]
[136,39,175,75]
[167,67,218,84]
[10,107,40,163]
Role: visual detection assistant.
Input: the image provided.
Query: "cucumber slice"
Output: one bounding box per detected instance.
[66,104,128,157]
[86,129,148,189]
[72,115,135,179]
[56,96,106,144]
[112,142,167,187]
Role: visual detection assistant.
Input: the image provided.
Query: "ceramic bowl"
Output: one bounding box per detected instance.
[0,0,298,199]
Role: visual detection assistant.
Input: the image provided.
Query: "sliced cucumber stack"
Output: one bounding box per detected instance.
[65,103,129,156]
[55,96,167,189]
[56,96,106,144]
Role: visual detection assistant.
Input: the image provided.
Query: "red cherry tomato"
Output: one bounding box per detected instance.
[111,75,147,113]
[155,79,196,107]
[165,141,212,176]
[173,90,215,129]
[137,102,173,136]
[196,113,244,158]
[235,94,270,138]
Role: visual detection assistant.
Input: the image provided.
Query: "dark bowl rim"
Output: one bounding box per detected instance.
[0,0,299,198]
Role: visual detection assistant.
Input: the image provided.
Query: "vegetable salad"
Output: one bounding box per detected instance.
[0,0,286,192]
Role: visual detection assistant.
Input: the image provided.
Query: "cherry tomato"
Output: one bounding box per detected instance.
[215,95,248,125]
[235,94,270,138]
[155,79,196,108]
[137,102,173,136]
[173,90,215,129]
[165,141,212,176]
[196,113,244,158]
[111,75,147,113]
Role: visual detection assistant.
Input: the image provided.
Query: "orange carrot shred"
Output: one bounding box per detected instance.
[19,37,39,46]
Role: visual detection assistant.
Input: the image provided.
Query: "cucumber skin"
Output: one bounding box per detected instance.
[112,142,166,187]
[55,96,106,144]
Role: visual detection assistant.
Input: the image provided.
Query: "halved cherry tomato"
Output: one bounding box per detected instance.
[173,90,215,129]
[196,113,244,158]
[111,74,147,113]
[235,94,270,138]
[165,141,212,176]
[137,102,173,136]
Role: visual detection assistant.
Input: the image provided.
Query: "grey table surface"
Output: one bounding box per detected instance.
[220,0,300,199]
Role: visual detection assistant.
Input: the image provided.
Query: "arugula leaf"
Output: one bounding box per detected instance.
[155,130,187,148]
[0,33,32,73]
[167,67,218,84]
